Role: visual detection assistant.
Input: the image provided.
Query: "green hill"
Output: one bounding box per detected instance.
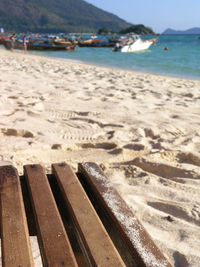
[119,24,155,35]
[0,0,131,33]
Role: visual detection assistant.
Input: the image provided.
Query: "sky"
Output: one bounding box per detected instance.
[85,0,200,33]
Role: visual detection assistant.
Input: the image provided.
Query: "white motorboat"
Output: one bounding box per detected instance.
[112,35,157,52]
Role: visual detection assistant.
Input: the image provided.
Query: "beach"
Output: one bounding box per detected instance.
[0,47,200,266]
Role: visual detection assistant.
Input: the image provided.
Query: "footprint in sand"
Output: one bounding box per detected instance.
[177,152,200,167]
[132,157,198,179]
[144,128,160,139]
[46,126,104,142]
[147,201,200,226]
[27,111,42,118]
[123,143,145,151]
[51,144,62,150]
[191,205,200,221]
[2,128,34,138]
[46,109,77,119]
[108,148,123,155]
[79,142,117,150]
[173,251,189,267]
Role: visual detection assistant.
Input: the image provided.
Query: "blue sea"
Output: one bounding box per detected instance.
[30,35,200,80]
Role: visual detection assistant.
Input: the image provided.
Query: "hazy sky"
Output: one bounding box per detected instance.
[85,0,200,33]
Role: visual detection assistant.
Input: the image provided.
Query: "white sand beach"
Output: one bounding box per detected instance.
[0,47,200,266]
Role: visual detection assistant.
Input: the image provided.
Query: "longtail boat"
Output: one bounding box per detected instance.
[2,38,76,51]
[0,34,10,45]
[78,36,114,47]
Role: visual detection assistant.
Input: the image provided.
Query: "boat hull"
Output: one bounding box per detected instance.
[78,43,112,47]
[28,43,76,50]
[2,40,76,51]
[78,37,114,47]
[121,38,156,52]
[112,37,158,53]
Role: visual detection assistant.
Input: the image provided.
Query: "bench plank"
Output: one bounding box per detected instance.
[0,165,34,267]
[52,163,125,267]
[24,164,78,267]
[78,162,172,267]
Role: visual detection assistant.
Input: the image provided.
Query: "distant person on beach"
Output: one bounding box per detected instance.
[10,33,16,52]
[23,34,27,52]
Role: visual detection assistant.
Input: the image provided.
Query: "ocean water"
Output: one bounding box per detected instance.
[30,35,200,80]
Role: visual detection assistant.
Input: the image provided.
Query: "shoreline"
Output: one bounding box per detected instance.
[1,45,199,82]
[32,49,200,82]
[1,48,200,266]
[10,46,199,82]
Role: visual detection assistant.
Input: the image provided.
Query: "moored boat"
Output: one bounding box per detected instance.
[78,35,113,47]
[0,34,10,44]
[112,35,158,52]
[28,41,76,51]
[2,37,76,51]
[53,40,73,46]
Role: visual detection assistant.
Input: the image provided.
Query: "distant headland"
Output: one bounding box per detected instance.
[162,27,200,34]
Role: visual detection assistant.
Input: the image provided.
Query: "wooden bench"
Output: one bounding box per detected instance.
[0,162,172,267]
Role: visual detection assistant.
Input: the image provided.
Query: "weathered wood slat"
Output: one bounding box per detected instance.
[24,164,78,267]
[52,163,125,267]
[0,165,34,267]
[78,162,172,267]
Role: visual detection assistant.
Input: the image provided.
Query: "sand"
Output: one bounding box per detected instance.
[0,47,200,266]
